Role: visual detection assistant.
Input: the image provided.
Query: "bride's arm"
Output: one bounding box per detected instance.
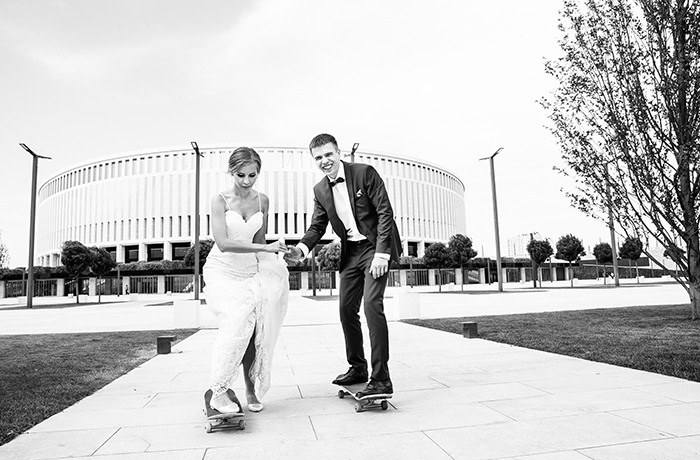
[211,194,279,254]
[253,194,286,256]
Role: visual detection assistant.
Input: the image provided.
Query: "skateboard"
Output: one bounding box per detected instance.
[203,389,245,433]
[336,382,392,412]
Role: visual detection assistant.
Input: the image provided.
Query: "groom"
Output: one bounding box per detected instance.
[285,133,402,396]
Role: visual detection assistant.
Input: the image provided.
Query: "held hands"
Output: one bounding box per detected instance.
[369,256,389,279]
[283,246,303,263]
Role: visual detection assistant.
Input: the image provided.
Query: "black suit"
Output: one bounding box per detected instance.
[300,161,402,381]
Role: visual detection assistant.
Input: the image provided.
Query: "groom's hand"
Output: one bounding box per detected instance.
[369,256,389,279]
[283,246,303,262]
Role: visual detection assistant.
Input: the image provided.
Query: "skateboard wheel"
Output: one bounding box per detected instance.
[205,422,213,433]
[381,400,388,410]
[238,419,246,430]
[354,402,362,412]
[338,390,345,399]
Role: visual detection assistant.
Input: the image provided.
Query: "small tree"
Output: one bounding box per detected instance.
[316,242,341,271]
[448,234,477,291]
[593,242,614,284]
[526,239,554,288]
[543,0,700,318]
[618,236,643,282]
[424,242,452,292]
[90,246,117,303]
[0,231,9,268]
[555,234,586,287]
[61,241,94,304]
[184,239,215,270]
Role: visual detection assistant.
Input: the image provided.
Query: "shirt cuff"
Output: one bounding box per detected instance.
[374,252,390,260]
[298,243,310,258]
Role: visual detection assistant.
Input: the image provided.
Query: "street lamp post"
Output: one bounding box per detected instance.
[350,142,359,163]
[480,148,504,292]
[191,142,203,300]
[19,143,52,309]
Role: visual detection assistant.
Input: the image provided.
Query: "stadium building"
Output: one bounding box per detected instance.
[35,146,466,266]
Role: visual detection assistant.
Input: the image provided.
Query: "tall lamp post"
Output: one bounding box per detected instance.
[19,143,52,309]
[480,148,504,292]
[191,142,203,300]
[350,142,359,163]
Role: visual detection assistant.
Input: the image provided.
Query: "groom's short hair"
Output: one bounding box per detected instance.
[309,133,338,151]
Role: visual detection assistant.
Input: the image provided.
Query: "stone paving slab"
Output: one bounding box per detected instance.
[2,282,700,459]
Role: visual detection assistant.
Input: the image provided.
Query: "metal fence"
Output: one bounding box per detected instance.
[129,276,159,294]
[4,279,60,297]
[289,272,302,290]
[387,270,401,287]
[96,278,121,295]
[64,278,89,296]
[165,275,195,293]
[5,280,24,297]
[462,269,480,284]
[308,271,337,290]
[405,268,429,286]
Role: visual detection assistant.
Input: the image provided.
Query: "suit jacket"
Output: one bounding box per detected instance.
[300,161,402,271]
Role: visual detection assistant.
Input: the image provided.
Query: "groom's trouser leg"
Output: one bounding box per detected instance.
[338,240,390,380]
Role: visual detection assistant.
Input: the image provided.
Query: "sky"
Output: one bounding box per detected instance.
[0,0,615,268]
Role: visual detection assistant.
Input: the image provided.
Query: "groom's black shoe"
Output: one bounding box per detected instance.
[332,367,369,386]
[357,378,393,397]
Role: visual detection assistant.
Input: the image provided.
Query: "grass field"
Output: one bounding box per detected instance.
[0,329,197,446]
[403,303,700,383]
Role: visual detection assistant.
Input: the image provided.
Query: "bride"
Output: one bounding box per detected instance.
[203,146,289,414]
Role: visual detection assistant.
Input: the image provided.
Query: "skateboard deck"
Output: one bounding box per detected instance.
[203,389,245,433]
[336,382,393,412]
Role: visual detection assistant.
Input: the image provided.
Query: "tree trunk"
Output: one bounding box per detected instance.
[569,262,573,287]
[603,263,607,285]
[74,277,80,304]
[689,282,700,320]
[98,275,102,303]
[635,260,639,283]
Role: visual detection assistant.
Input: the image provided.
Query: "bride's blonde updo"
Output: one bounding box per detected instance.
[228,147,262,174]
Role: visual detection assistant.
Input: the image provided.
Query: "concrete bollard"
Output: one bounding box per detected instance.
[173,299,200,328]
[157,335,176,354]
[394,292,420,319]
[461,322,478,338]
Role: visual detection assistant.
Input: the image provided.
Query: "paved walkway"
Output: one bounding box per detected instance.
[2,280,700,459]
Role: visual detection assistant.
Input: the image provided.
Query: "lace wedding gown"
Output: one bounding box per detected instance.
[203,207,289,400]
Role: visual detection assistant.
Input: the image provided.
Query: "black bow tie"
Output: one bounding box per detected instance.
[329,177,345,188]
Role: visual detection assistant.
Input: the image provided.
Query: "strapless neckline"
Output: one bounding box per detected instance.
[226,210,262,223]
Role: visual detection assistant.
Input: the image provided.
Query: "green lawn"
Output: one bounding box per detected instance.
[403,303,700,382]
[0,329,198,446]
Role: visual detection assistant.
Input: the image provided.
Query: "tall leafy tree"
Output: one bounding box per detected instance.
[61,240,94,304]
[555,234,586,287]
[543,0,700,318]
[448,234,478,291]
[316,242,341,271]
[593,242,614,284]
[90,246,117,303]
[618,236,644,282]
[184,239,214,270]
[0,231,8,268]
[526,239,554,288]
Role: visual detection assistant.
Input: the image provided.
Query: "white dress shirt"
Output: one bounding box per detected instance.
[299,162,389,260]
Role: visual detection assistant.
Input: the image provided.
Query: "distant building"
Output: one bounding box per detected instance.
[507,232,543,258]
[35,145,467,266]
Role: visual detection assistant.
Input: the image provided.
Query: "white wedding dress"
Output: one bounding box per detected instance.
[203,199,289,401]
